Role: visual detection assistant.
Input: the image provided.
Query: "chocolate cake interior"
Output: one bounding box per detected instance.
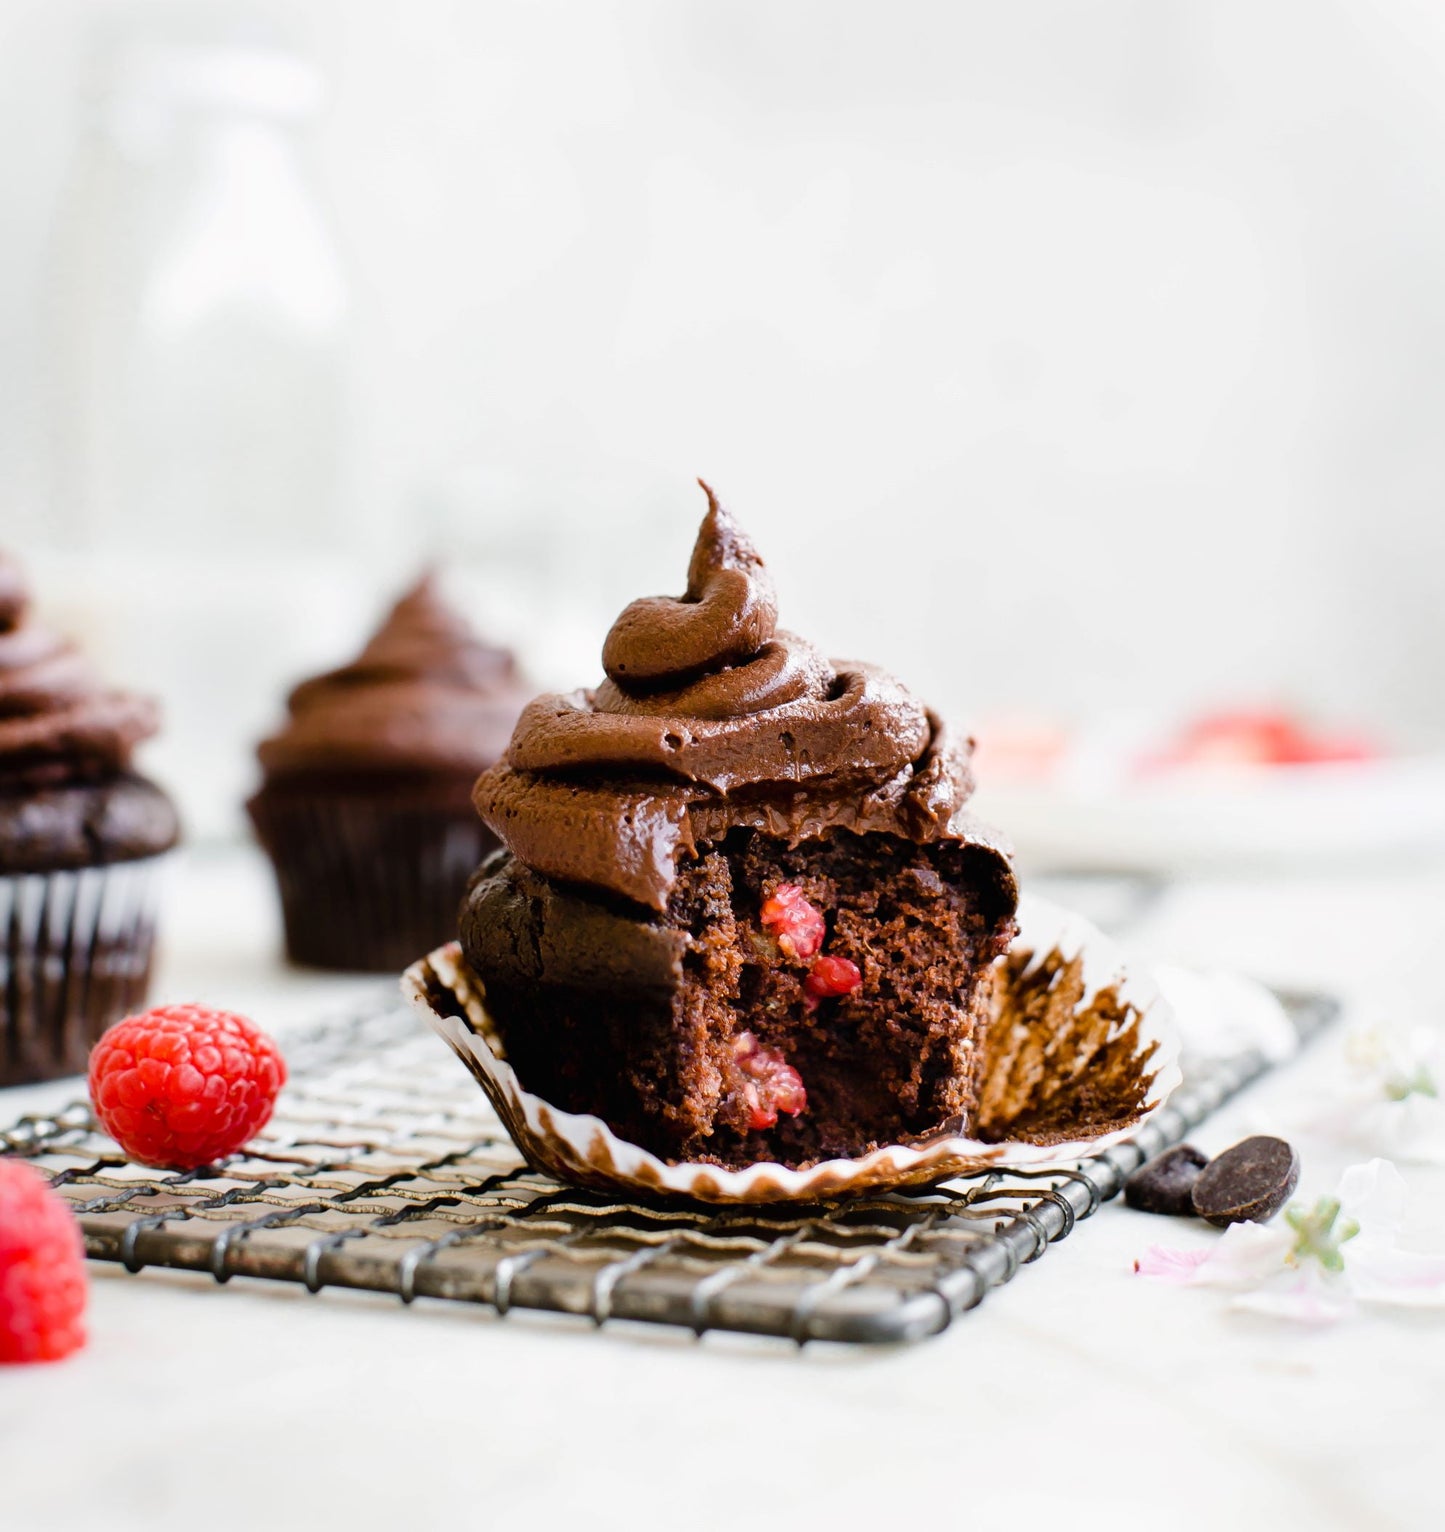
[467,827,1015,1168]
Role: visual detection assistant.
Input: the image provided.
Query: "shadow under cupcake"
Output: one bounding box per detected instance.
[0,552,179,1086]
[247,571,531,973]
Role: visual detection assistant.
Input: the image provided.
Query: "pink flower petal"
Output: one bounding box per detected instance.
[1132,1245,1212,1282]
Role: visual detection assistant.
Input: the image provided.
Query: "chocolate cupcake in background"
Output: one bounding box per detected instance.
[248,572,531,973]
[0,552,180,1086]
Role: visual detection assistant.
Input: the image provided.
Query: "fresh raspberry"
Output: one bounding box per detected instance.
[88,1004,287,1170]
[759,884,826,961]
[0,1160,87,1364]
[733,1031,808,1130]
[1141,710,1380,773]
[803,954,863,1010]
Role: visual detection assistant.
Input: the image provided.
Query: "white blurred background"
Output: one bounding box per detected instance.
[3,0,1444,845]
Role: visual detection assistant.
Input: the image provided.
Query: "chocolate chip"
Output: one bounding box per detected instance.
[1190,1136,1300,1227]
[906,866,945,898]
[1123,1144,1209,1216]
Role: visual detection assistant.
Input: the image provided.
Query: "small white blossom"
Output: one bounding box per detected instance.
[1292,1020,1445,1164]
[1133,1159,1445,1324]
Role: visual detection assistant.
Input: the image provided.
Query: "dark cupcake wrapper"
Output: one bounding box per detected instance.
[0,856,166,1087]
[248,789,496,973]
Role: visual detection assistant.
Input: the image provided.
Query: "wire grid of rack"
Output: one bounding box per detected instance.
[2,991,1335,1346]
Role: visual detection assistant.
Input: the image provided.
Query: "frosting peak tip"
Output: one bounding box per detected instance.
[686,480,767,601]
[390,566,445,610]
[601,482,778,689]
[260,569,528,776]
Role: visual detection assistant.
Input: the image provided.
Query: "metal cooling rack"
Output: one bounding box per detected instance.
[1,991,1335,1346]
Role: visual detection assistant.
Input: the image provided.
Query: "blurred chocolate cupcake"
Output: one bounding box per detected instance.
[248,572,530,972]
[0,551,180,1085]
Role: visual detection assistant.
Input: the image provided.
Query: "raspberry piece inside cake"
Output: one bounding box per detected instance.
[733,1031,807,1130]
[759,884,826,960]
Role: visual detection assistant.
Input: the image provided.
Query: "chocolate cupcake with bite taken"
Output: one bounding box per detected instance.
[458,484,1018,1169]
[0,551,179,1085]
[248,572,531,973]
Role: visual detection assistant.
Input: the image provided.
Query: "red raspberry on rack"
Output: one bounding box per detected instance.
[88,1004,287,1171]
[759,884,826,961]
[733,1031,808,1130]
[0,1160,88,1364]
[803,954,863,1011]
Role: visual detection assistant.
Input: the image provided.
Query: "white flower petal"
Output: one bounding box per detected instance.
[1336,1158,1408,1238]
[1188,1222,1293,1289]
[1353,1021,1444,1093]
[1348,1246,1445,1307]
[1349,1096,1445,1166]
[1284,1017,1445,1161]
[1231,1270,1355,1325]
[1394,1024,1444,1076]
[1344,1022,1391,1075]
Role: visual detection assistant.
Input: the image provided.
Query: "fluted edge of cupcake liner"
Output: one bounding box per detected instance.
[402,894,1183,1205]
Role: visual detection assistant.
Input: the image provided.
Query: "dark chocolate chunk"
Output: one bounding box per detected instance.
[1191,1136,1300,1227]
[1123,1144,1209,1216]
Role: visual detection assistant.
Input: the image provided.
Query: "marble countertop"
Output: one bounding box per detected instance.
[3,845,1444,1532]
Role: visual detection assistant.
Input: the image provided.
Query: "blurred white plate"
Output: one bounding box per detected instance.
[972,754,1445,873]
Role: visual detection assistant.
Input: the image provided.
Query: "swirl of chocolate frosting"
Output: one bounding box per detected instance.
[258,572,531,778]
[0,552,161,787]
[475,484,1002,912]
[506,482,930,791]
[601,487,779,686]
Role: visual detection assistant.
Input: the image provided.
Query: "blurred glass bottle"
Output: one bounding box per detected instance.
[46,14,350,551]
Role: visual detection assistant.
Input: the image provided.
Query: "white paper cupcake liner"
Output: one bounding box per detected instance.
[0,855,168,1085]
[402,892,1181,1204]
